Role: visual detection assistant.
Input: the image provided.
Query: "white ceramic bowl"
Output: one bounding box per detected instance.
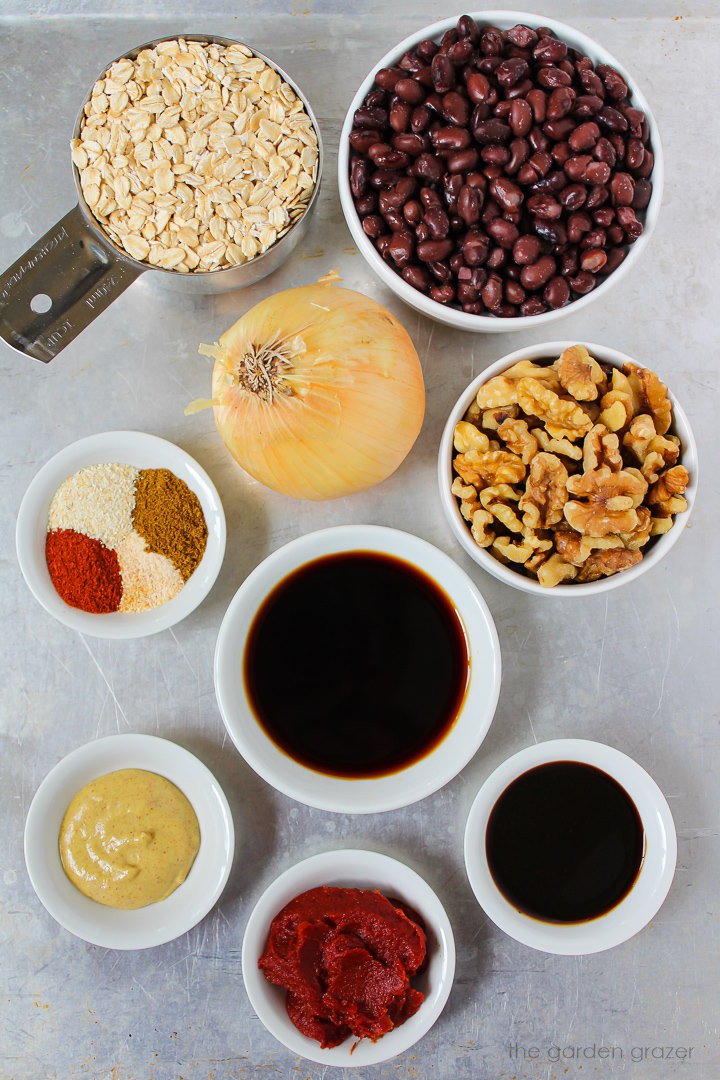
[16,430,226,637]
[464,739,677,955]
[338,10,663,332]
[24,733,235,949]
[438,340,698,596]
[242,848,456,1067]
[215,525,501,813]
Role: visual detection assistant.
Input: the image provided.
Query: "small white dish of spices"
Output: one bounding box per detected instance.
[24,733,235,949]
[16,430,226,638]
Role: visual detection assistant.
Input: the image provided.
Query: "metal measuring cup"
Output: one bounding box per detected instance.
[0,34,324,363]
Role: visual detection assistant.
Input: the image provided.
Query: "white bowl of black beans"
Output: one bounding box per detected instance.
[339,12,663,329]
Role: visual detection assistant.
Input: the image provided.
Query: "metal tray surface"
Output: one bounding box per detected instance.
[0,3,717,1079]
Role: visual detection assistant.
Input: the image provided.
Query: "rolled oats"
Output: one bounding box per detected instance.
[73,38,319,273]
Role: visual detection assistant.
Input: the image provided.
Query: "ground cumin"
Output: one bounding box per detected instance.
[132,468,207,582]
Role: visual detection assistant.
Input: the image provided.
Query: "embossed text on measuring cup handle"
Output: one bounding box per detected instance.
[0,205,143,363]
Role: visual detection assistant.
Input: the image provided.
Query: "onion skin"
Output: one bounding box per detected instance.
[211,284,425,500]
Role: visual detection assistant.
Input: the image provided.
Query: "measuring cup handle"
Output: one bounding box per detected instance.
[0,205,143,363]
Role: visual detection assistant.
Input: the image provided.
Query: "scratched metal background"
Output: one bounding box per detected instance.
[0,2,718,1078]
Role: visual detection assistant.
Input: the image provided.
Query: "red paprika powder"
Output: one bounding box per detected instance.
[46,529,123,613]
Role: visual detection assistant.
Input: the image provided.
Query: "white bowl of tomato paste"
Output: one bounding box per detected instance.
[242,848,456,1067]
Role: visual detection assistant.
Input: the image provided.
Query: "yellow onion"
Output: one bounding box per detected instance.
[190,282,425,500]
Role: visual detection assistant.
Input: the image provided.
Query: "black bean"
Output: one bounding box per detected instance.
[573,94,604,118]
[616,205,643,239]
[521,254,556,289]
[592,207,615,228]
[362,214,384,238]
[490,175,524,210]
[560,183,587,211]
[473,118,512,144]
[466,72,492,104]
[580,249,607,272]
[543,117,576,142]
[527,88,547,122]
[430,283,456,303]
[567,211,593,243]
[447,147,480,173]
[354,192,377,216]
[546,86,575,120]
[387,231,415,266]
[443,172,464,211]
[389,103,412,133]
[544,275,570,307]
[631,178,652,210]
[395,78,426,105]
[527,193,562,219]
[402,264,431,291]
[457,15,481,42]
[487,218,519,248]
[375,67,402,92]
[392,133,426,156]
[569,122,600,151]
[534,219,567,247]
[350,157,370,198]
[568,270,596,293]
[354,106,389,129]
[403,199,423,225]
[507,24,538,48]
[537,67,572,89]
[432,126,472,151]
[610,172,635,206]
[349,129,384,154]
[463,229,490,265]
[599,247,626,275]
[521,296,548,316]
[585,184,610,210]
[417,238,454,261]
[417,39,439,62]
[410,153,446,181]
[425,206,450,239]
[513,234,541,264]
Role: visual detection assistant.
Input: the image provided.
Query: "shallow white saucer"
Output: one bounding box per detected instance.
[242,848,456,1067]
[16,430,226,638]
[24,733,235,949]
[464,739,677,955]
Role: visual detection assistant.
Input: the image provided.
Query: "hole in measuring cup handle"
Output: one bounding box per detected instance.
[30,294,52,314]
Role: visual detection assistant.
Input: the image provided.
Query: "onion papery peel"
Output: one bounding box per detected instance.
[187,277,424,500]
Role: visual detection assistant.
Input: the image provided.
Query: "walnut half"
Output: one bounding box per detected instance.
[564,466,648,536]
[555,344,606,401]
[519,452,568,530]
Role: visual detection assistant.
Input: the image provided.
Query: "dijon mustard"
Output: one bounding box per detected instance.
[59,769,200,909]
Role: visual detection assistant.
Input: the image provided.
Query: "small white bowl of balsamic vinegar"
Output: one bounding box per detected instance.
[464,739,677,955]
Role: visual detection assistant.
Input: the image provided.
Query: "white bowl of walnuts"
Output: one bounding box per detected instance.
[438,342,697,595]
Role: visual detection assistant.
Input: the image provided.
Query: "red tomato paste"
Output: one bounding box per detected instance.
[258,885,427,1048]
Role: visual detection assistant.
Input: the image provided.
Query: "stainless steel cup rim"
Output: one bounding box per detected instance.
[70,32,324,279]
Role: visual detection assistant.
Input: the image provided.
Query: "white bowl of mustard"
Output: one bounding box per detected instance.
[24,734,234,949]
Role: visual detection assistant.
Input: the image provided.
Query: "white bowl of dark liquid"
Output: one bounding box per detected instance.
[463,739,676,955]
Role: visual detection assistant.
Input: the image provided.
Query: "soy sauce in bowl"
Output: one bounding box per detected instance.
[243,551,470,778]
[485,761,645,923]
